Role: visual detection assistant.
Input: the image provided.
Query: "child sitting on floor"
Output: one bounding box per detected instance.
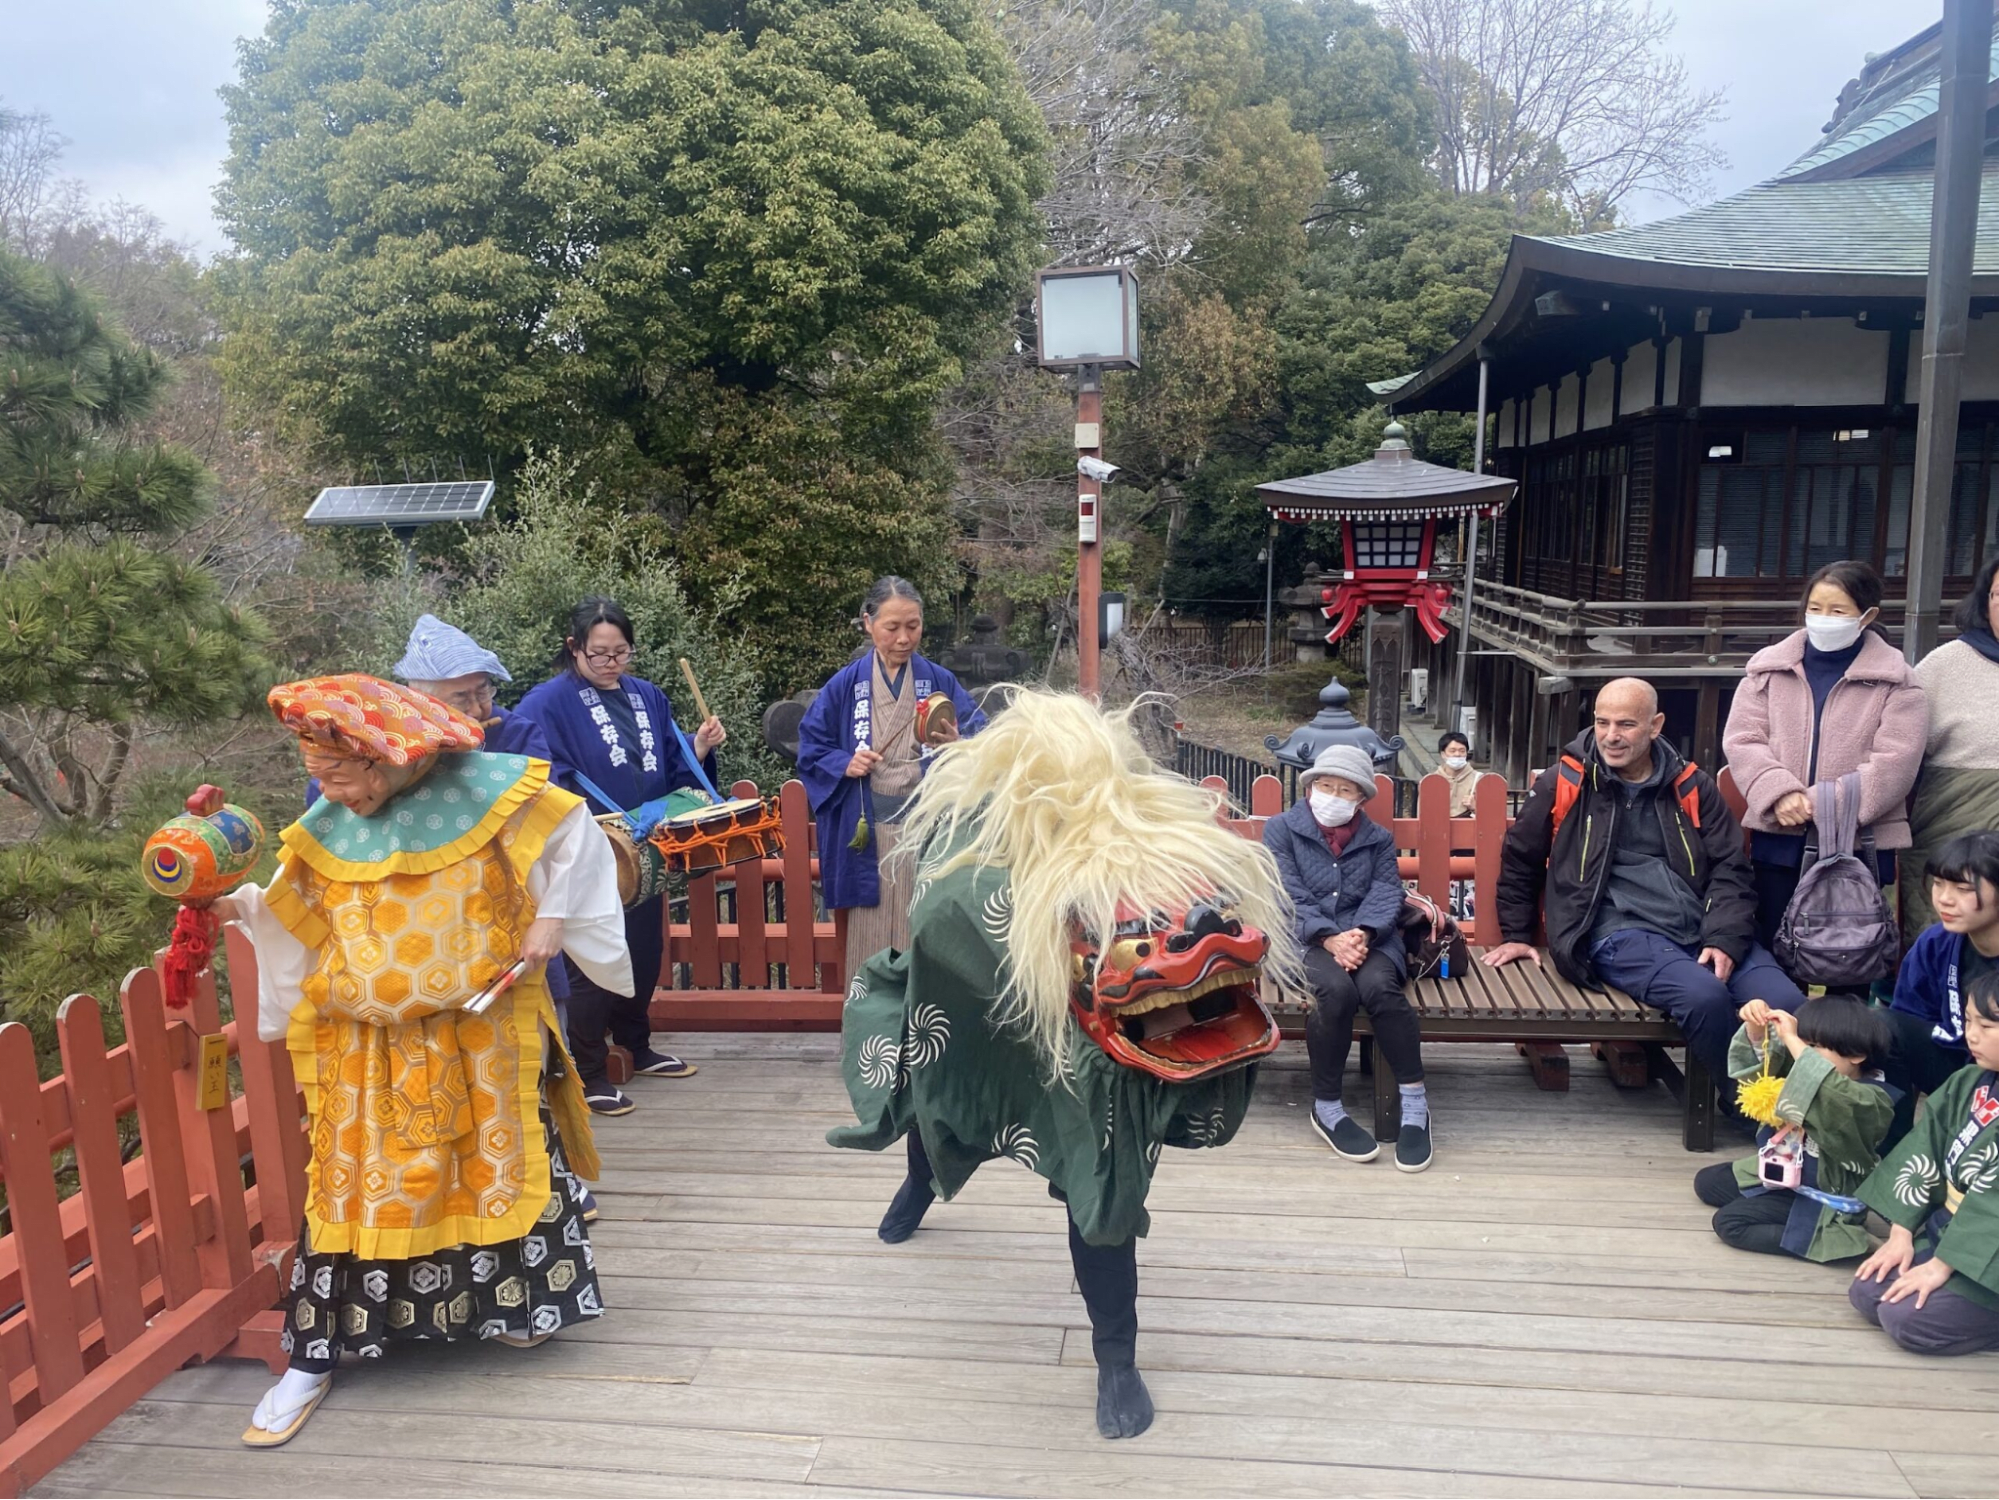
[1881,830,1999,1147]
[1851,973,1999,1356]
[1693,996,1894,1261]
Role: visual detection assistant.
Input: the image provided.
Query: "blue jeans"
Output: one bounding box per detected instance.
[1589,929,1805,1085]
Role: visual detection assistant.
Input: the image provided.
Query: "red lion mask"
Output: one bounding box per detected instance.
[1069,901,1280,1081]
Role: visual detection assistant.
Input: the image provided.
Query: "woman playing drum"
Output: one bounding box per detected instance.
[797,576,986,979]
[516,597,726,1116]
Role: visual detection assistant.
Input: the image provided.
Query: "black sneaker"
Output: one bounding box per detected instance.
[1395,1119,1434,1173]
[632,1049,697,1078]
[1311,1109,1380,1162]
[584,1083,635,1116]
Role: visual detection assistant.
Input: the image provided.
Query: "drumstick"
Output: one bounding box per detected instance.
[676,657,714,723]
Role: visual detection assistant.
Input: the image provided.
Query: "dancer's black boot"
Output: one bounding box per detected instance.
[1068,1214,1151,1438]
[877,1129,936,1243]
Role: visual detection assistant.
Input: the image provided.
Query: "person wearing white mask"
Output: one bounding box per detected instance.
[1263,744,1432,1171]
[1723,560,1927,962]
[1436,729,1482,818]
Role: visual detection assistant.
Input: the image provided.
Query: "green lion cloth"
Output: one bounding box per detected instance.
[827,851,1259,1246]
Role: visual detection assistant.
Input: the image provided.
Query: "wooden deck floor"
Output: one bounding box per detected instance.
[35,1034,1999,1498]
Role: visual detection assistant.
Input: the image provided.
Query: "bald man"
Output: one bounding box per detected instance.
[1486,678,1804,1107]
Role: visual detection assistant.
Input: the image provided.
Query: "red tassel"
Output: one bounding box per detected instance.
[163,904,218,1009]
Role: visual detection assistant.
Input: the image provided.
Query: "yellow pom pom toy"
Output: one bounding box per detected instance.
[1736,1034,1787,1129]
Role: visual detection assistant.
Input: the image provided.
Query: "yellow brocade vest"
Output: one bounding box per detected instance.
[266,753,599,1259]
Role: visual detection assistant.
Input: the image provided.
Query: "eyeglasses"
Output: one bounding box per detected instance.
[582,647,633,666]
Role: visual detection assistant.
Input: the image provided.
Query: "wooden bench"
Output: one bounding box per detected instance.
[1214,771,1720,1152]
[645,769,1725,1150]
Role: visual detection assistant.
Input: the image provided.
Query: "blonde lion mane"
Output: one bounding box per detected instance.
[895,687,1305,1066]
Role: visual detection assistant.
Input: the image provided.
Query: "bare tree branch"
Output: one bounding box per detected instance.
[1381,0,1727,224]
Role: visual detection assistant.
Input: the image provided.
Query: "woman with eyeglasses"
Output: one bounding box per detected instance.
[517,597,726,1116]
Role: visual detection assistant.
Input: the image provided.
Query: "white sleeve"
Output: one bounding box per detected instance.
[529,802,635,997]
[211,884,312,1044]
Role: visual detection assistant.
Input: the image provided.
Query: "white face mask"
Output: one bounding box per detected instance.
[1442,754,1469,771]
[1803,612,1865,653]
[1308,788,1358,827]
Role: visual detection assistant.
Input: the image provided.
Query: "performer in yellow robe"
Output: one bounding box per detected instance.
[215,675,632,1447]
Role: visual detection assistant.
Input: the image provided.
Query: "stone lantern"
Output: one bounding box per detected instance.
[1265,678,1403,772]
[1257,421,1514,749]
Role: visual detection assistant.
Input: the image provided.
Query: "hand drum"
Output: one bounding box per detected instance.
[914,693,958,747]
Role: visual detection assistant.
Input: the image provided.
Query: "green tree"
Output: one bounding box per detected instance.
[217,0,1049,690]
[1158,190,1540,618]
[0,248,267,828]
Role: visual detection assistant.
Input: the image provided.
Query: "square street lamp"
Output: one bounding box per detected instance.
[1035,265,1140,699]
[1035,266,1141,370]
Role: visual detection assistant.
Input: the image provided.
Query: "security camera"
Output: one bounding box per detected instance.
[1077,455,1121,483]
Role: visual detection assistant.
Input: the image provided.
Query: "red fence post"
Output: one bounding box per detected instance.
[224,925,307,1249]
[52,999,146,1357]
[0,1025,87,1405]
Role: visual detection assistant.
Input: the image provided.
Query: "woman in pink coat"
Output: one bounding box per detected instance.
[1722,560,1928,955]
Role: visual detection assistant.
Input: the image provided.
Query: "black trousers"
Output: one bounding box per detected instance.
[1303,946,1422,1101]
[566,893,664,1086]
[1881,1007,1970,1150]
[1693,1161,1796,1256]
[902,1130,1138,1369]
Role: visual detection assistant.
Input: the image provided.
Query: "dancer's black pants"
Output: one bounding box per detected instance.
[566,893,665,1086]
[903,1130,1138,1368]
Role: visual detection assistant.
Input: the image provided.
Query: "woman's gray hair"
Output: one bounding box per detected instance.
[855,575,923,632]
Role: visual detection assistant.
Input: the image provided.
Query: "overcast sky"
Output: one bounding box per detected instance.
[0,0,1935,257]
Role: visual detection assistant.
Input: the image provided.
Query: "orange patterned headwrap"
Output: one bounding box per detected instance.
[268,674,485,765]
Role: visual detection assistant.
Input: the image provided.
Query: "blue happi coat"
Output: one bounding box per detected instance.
[514,670,717,815]
[796,653,985,911]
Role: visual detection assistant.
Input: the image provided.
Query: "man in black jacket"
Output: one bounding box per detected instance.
[1482,677,1804,1089]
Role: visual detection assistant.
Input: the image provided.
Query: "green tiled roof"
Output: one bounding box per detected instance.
[1778,32,1999,180]
[1522,159,1999,276]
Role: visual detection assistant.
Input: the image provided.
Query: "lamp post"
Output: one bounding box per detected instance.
[1036,265,1141,698]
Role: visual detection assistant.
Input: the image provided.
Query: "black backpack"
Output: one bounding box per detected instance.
[1774,772,1899,988]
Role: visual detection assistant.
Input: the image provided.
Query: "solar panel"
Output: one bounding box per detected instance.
[304,481,496,527]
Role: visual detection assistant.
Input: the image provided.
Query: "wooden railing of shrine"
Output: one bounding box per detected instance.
[0,928,301,1497]
[651,769,1516,1038]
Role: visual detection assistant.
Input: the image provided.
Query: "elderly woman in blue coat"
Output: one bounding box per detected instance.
[1263,744,1431,1173]
[796,577,985,979]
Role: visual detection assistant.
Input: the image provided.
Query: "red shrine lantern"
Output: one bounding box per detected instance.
[1257,420,1516,649]
[1320,514,1451,644]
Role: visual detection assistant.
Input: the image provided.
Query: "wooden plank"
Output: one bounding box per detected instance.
[114,970,200,1312]
[649,992,843,1031]
[1471,772,1509,946]
[156,967,254,1291]
[1249,773,1283,818]
[223,925,308,1250]
[1415,774,1450,903]
[685,870,725,988]
[0,1024,88,1406]
[729,780,772,988]
[778,780,817,987]
[51,999,145,1358]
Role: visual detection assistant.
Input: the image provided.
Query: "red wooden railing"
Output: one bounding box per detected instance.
[0,927,301,1497]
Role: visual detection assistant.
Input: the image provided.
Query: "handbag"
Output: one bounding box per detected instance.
[1398,890,1471,981]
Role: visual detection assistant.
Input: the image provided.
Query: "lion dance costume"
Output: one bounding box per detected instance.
[212,675,631,1446]
[829,689,1302,1438]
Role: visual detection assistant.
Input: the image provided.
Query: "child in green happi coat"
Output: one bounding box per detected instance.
[1693,996,1895,1261]
[1851,974,1999,1355]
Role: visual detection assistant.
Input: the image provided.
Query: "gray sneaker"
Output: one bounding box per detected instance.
[1395,1119,1434,1173]
[1311,1109,1380,1162]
